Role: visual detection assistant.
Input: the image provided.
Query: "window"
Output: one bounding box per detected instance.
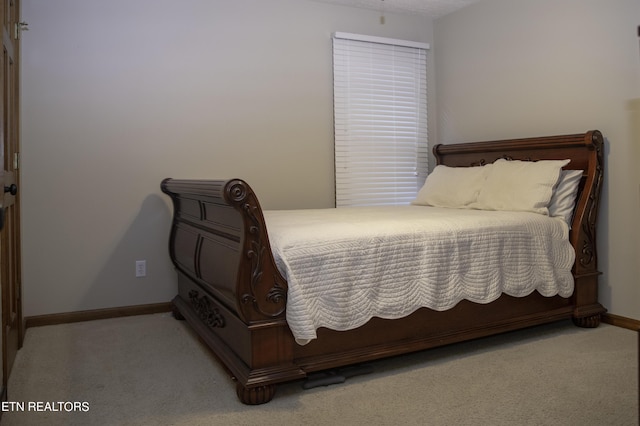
[333,32,429,207]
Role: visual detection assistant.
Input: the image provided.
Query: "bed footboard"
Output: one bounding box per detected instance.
[161,178,304,404]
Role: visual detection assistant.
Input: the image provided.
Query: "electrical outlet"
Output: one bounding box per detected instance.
[135,260,146,278]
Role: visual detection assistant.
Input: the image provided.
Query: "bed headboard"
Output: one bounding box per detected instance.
[433,130,604,281]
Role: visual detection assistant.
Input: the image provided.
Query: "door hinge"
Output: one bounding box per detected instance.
[14,21,28,40]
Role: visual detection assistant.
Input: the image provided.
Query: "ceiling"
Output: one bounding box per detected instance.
[310,0,483,19]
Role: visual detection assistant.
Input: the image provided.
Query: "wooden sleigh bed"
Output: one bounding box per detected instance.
[161,130,605,405]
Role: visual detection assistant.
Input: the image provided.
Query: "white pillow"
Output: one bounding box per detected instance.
[412,164,491,208]
[549,169,583,225]
[470,158,570,215]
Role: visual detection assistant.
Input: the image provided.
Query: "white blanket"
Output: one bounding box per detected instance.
[263,206,575,345]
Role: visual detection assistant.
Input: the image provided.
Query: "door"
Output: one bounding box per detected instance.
[0,0,21,393]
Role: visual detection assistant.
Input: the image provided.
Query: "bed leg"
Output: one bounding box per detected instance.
[171,304,185,321]
[236,383,277,405]
[572,314,601,328]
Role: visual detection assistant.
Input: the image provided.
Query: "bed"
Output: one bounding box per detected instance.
[161,130,605,405]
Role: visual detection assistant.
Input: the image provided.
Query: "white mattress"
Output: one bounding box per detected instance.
[263,206,575,345]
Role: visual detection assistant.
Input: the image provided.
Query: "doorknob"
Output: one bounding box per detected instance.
[4,184,17,195]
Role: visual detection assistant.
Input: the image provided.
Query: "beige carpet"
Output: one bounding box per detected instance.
[2,313,637,426]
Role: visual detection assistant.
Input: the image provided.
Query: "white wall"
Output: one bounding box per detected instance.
[434,0,640,319]
[20,0,434,316]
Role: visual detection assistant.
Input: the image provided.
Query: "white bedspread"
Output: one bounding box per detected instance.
[263,206,575,345]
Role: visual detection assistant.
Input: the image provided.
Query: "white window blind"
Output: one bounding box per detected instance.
[333,32,429,207]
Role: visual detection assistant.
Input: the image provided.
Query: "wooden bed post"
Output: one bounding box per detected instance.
[569,130,606,327]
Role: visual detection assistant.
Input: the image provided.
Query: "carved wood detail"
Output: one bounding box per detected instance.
[578,133,604,270]
[225,179,287,319]
[470,155,533,166]
[188,290,225,329]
